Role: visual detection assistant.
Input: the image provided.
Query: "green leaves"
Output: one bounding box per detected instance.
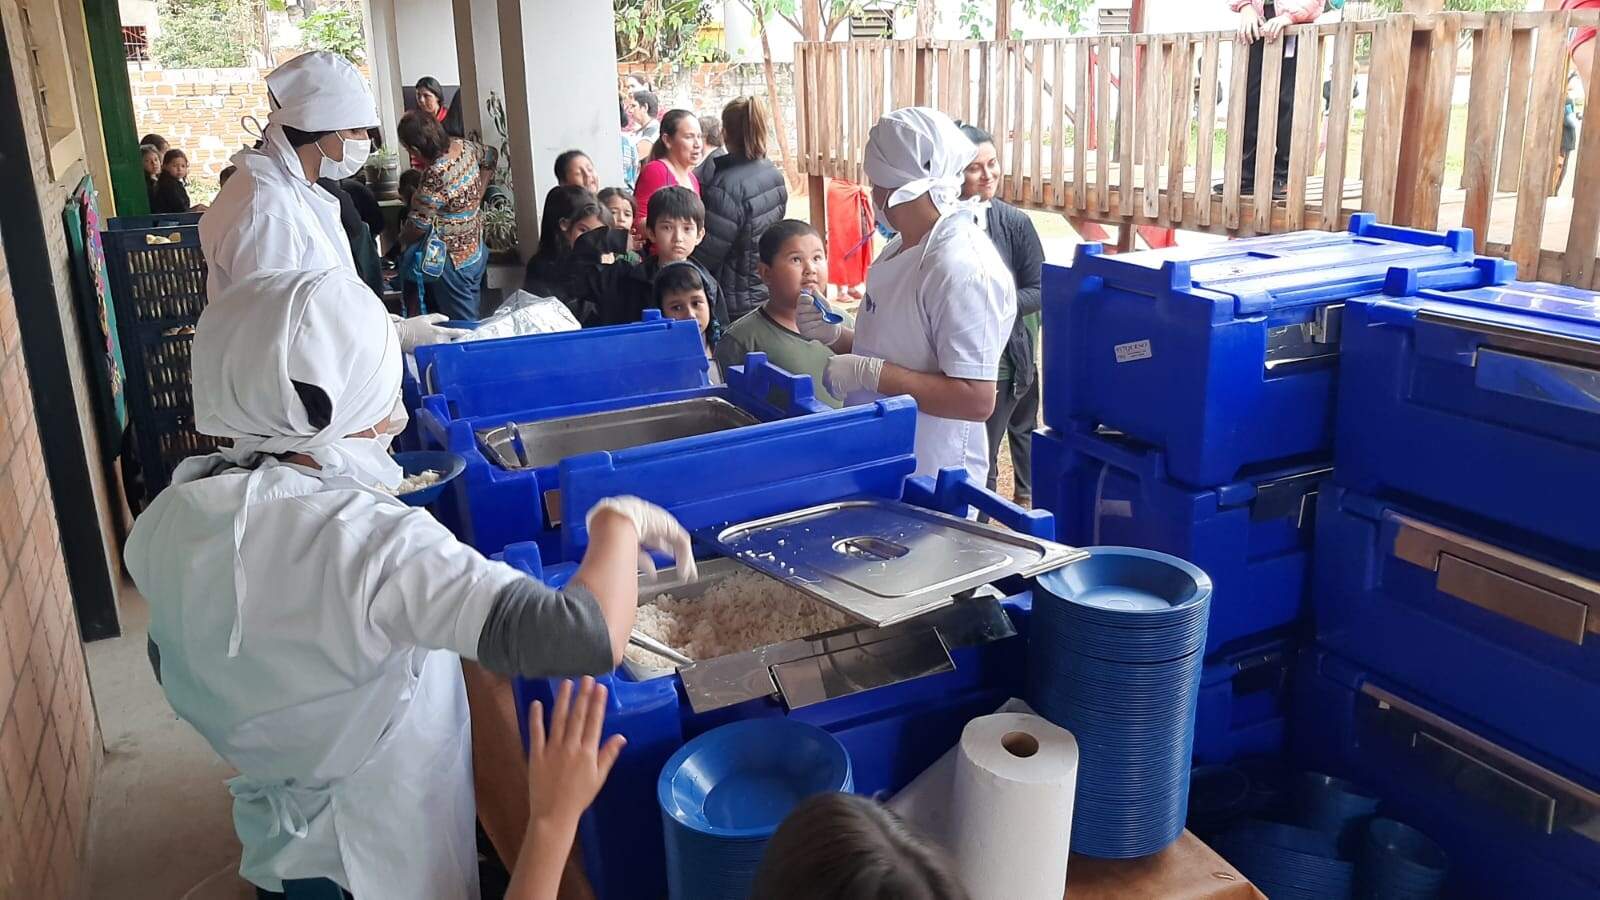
[300,7,366,64]
[150,0,253,68]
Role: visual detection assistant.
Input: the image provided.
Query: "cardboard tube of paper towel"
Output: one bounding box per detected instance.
[949,712,1079,900]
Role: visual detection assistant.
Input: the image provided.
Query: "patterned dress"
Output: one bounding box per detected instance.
[408,140,487,267]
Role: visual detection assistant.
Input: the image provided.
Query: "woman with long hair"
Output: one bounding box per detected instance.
[631,108,703,249]
[956,122,1044,509]
[693,96,788,319]
[397,109,494,320]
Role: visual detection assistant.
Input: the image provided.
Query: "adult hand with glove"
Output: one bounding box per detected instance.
[394,313,471,353]
[796,291,853,352]
[823,354,884,400]
[586,496,697,583]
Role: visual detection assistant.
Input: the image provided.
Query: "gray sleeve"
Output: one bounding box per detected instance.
[474,577,616,678]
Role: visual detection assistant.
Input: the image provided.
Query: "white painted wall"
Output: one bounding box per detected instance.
[498,0,621,253]
[395,0,461,85]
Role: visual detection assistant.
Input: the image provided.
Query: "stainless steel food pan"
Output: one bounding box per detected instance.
[476,397,759,470]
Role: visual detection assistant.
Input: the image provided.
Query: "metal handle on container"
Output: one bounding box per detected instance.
[1389,514,1599,645]
[1474,347,1600,415]
[1250,466,1331,527]
[1361,684,1600,837]
[769,627,954,710]
[1416,310,1600,371]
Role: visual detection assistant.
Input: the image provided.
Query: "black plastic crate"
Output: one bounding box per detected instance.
[105,213,213,508]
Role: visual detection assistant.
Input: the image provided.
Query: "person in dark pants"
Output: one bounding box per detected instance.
[1228,0,1323,198]
[957,124,1044,508]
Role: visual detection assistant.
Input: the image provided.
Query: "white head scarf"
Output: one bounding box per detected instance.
[191,268,403,655]
[863,107,979,215]
[264,51,379,133]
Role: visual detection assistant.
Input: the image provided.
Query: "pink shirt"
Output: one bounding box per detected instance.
[1229,0,1323,23]
[633,158,700,247]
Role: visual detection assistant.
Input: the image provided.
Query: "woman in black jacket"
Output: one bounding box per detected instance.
[693,96,789,320]
[958,124,1045,508]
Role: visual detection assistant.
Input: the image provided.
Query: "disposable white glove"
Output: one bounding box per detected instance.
[823,353,884,399]
[394,313,471,353]
[795,291,845,347]
[586,496,697,583]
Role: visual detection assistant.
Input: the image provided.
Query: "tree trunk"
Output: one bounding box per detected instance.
[757,18,801,193]
[917,0,937,37]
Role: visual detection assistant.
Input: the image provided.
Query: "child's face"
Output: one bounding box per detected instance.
[164,156,189,180]
[605,197,634,233]
[143,152,160,176]
[563,213,604,248]
[758,234,828,307]
[660,288,710,333]
[651,216,703,262]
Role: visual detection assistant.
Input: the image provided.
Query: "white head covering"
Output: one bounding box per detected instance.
[863,107,979,215]
[191,267,403,655]
[264,51,379,133]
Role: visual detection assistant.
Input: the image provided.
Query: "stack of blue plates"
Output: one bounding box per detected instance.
[1028,546,1213,858]
[1295,772,1381,854]
[1216,820,1357,900]
[657,718,853,900]
[1357,818,1448,899]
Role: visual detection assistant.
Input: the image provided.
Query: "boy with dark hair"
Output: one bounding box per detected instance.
[653,261,720,382]
[714,219,849,407]
[579,186,728,329]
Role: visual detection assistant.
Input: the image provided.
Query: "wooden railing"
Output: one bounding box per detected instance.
[794,11,1600,287]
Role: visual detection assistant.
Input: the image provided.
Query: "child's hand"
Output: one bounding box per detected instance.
[527,677,626,829]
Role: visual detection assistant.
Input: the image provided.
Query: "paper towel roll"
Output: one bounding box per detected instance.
[948,712,1079,900]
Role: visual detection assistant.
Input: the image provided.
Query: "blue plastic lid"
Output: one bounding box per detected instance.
[1410,281,1600,331]
[1071,213,1479,315]
[658,719,852,839]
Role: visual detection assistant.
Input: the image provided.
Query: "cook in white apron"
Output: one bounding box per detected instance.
[797,107,1016,485]
[125,267,692,898]
[199,50,463,351]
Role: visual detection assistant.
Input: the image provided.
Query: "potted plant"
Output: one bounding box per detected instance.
[367,147,401,200]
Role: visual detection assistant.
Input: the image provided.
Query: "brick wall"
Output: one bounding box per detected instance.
[619,61,800,152]
[0,244,99,899]
[128,66,272,178]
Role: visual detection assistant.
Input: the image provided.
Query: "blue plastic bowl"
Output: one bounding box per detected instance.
[392,450,465,507]
[658,718,853,840]
[1036,546,1213,616]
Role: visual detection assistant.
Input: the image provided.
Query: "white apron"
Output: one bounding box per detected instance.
[223,647,479,899]
[850,213,997,486]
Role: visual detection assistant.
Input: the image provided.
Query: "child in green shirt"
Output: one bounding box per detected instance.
[714,220,851,408]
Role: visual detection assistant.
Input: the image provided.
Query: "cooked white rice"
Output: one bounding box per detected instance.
[392,470,443,495]
[624,569,854,669]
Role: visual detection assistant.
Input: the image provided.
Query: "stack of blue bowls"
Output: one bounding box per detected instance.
[1028,546,1213,858]
[1358,818,1449,899]
[1216,820,1357,899]
[1294,772,1382,854]
[657,718,853,900]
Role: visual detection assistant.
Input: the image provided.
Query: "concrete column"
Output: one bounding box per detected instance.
[364,0,404,149]
[496,0,621,260]
[451,0,504,141]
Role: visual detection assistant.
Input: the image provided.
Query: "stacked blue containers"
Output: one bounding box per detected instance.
[1306,271,1600,898]
[1034,214,1498,764]
[502,432,1059,900]
[412,314,833,558]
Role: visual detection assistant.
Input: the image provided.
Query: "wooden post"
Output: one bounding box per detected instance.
[1393,0,1450,226]
[996,0,1012,40]
[917,0,937,37]
[803,0,828,242]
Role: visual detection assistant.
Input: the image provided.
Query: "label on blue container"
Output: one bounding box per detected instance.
[1114,339,1154,363]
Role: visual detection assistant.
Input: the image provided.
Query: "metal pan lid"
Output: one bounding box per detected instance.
[710,499,1086,627]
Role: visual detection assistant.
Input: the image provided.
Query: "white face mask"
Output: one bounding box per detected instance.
[318,134,370,180]
[874,204,897,238]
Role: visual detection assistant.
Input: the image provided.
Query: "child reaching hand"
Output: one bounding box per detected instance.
[655,261,722,384]
[714,219,851,407]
